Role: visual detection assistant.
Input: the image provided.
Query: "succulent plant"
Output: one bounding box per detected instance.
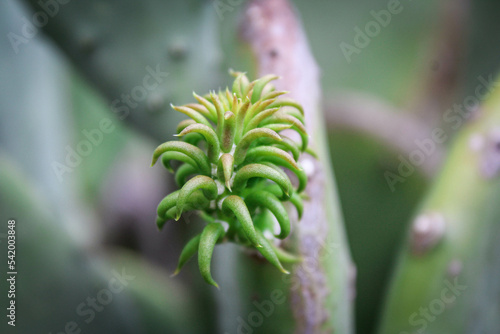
[151,71,310,287]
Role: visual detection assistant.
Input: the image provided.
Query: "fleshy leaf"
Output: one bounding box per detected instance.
[234,128,282,164]
[151,141,211,175]
[161,151,198,173]
[251,74,279,103]
[245,190,291,239]
[171,104,212,127]
[172,234,201,276]
[255,230,289,274]
[233,163,292,197]
[177,124,220,164]
[222,195,261,248]
[199,223,225,288]
[177,175,218,220]
[221,111,236,153]
[218,153,234,191]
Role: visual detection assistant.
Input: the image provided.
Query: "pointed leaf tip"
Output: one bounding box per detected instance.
[199,223,225,287]
[221,195,261,248]
[173,234,201,277]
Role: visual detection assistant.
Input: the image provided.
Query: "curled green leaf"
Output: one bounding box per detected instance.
[262,184,304,219]
[261,113,308,151]
[210,92,225,139]
[233,163,292,197]
[244,98,277,127]
[244,146,300,170]
[234,128,282,164]
[199,223,225,288]
[219,90,231,111]
[271,243,302,264]
[176,119,197,133]
[243,107,281,134]
[261,90,288,101]
[230,71,250,98]
[157,189,211,228]
[255,230,289,274]
[222,195,261,248]
[262,123,293,133]
[185,103,217,123]
[175,163,198,187]
[156,191,180,224]
[151,141,210,175]
[245,190,290,239]
[193,92,217,119]
[171,104,212,127]
[221,111,236,153]
[161,151,198,173]
[247,151,306,193]
[274,135,301,161]
[218,153,234,191]
[234,98,251,143]
[251,74,279,104]
[268,98,304,116]
[177,124,220,164]
[172,234,201,276]
[177,175,218,220]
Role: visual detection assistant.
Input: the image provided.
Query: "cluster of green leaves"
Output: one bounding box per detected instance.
[151,71,311,287]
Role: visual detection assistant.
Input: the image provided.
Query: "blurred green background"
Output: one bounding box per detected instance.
[1,0,499,333]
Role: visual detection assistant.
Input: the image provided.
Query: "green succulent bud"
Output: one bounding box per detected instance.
[151,71,313,287]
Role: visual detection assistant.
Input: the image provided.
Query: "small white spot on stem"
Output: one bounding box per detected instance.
[410,212,446,255]
[301,158,315,177]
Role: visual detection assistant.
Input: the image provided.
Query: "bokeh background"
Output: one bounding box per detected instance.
[1,0,500,333]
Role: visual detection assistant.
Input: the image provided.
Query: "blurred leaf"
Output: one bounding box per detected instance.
[0,153,202,333]
[21,0,226,141]
[328,130,429,334]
